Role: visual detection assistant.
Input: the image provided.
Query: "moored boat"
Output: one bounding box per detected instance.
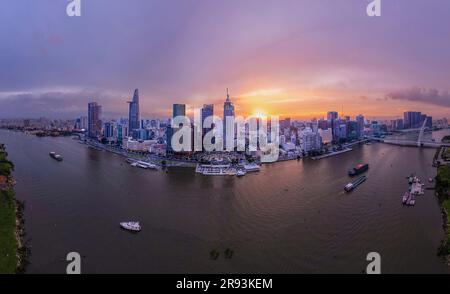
[402,192,409,204]
[236,170,246,177]
[135,161,157,169]
[244,163,260,172]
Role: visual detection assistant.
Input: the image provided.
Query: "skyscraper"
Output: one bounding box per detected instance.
[173,104,186,118]
[327,111,338,121]
[201,104,214,135]
[128,89,140,138]
[327,111,338,143]
[88,102,102,138]
[356,114,365,139]
[167,104,186,154]
[223,88,235,150]
[403,111,422,129]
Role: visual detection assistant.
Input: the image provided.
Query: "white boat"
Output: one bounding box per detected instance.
[135,161,157,169]
[120,221,141,232]
[236,170,246,177]
[244,163,260,172]
[344,183,354,192]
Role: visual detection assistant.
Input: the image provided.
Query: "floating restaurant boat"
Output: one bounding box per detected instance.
[49,151,63,161]
[120,221,141,232]
[348,163,369,176]
[344,176,366,192]
[196,164,234,176]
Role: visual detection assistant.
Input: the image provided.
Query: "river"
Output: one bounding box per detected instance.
[1,129,449,273]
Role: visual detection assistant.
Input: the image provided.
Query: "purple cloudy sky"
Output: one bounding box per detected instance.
[0,0,449,119]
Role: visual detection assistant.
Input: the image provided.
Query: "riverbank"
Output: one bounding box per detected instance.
[436,164,450,265]
[0,143,29,273]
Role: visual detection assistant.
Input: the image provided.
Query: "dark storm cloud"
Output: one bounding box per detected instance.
[386,88,450,108]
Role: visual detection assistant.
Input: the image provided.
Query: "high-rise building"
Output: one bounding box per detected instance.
[103,122,116,140]
[173,104,186,118]
[201,104,214,137]
[167,104,186,154]
[356,114,365,139]
[327,111,338,121]
[88,102,102,138]
[327,111,338,143]
[223,88,235,149]
[347,121,358,140]
[281,118,291,129]
[299,128,322,154]
[128,89,140,138]
[425,116,433,128]
[404,111,422,129]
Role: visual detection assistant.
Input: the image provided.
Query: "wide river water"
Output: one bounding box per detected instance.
[1,129,449,273]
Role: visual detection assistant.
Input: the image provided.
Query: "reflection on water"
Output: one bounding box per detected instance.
[1,129,449,273]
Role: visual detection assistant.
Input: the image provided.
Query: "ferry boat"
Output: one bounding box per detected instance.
[348,163,369,176]
[344,176,366,192]
[120,221,141,232]
[49,151,63,161]
[244,163,260,172]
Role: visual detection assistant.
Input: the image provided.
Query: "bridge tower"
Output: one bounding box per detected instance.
[417,119,428,147]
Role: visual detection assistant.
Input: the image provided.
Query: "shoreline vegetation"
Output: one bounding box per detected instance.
[0,126,74,137]
[436,144,450,265]
[0,143,29,274]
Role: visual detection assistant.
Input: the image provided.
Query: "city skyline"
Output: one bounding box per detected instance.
[0,1,450,119]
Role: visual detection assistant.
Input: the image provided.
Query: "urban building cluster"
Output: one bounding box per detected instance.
[1,89,447,161]
[73,89,444,161]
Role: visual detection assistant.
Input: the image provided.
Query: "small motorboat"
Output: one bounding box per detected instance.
[120,221,141,232]
[236,170,246,177]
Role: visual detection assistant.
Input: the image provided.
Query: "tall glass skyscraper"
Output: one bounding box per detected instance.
[128,89,140,138]
[88,102,102,138]
[173,104,186,118]
[223,88,235,149]
[356,114,365,139]
[201,104,214,135]
[167,104,186,154]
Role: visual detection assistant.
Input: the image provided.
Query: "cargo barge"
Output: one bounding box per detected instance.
[344,176,366,192]
[348,163,369,176]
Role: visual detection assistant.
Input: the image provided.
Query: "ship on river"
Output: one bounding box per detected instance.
[344,176,366,192]
[49,151,63,161]
[348,163,369,176]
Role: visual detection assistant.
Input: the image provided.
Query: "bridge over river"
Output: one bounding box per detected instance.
[370,120,450,148]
